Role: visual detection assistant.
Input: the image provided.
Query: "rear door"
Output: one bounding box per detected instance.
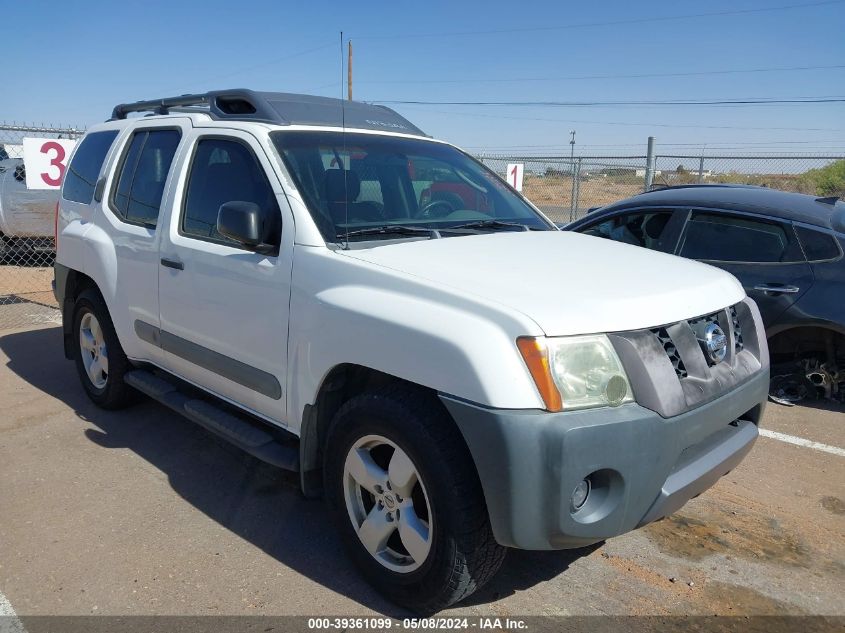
[99,121,187,363]
[157,128,293,424]
[676,210,814,329]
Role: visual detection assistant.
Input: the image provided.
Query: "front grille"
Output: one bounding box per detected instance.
[651,326,688,378]
[730,306,744,352]
[610,299,762,418]
[688,311,720,330]
[650,303,746,380]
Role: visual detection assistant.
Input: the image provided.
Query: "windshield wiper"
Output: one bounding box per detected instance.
[336,225,441,240]
[445,220,530,232]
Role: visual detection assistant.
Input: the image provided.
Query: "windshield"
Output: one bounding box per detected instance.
[271,131,553,242]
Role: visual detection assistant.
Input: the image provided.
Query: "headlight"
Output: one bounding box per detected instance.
[517,334,634,412]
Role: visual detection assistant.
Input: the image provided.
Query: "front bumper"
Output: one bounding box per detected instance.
[440,367,768,550]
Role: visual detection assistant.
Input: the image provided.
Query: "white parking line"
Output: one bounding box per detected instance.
[0,589,27,633]
[759,428,845,457]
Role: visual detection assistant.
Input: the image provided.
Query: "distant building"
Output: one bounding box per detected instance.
[635,168,662,178]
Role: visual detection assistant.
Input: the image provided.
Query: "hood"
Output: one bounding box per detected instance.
[341,231,745,336]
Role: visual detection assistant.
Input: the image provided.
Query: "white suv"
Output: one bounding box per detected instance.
[54,89,769,612]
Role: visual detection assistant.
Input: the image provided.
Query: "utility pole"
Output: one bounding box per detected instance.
[644,136,656,191]
[347,40,353,101]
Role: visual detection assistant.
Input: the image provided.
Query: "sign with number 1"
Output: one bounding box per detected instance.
[22,137,78,190]
[506,163,524,192]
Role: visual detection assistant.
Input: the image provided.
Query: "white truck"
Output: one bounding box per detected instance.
[0,152,60,257]
[54,90,769,612]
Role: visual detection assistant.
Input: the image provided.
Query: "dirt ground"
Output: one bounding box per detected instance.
[0,325,842,628]
[522,176,643,209]
[0,266,54,303]
[0,265,60,334]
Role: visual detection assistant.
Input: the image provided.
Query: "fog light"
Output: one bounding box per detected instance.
[571,478,591,510]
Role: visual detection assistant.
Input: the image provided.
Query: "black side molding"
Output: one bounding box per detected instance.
[134,320,282,400]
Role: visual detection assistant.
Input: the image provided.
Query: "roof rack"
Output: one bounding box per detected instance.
[110,89,427,136]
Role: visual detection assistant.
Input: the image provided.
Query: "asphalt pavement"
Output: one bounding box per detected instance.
[0,325,842,623]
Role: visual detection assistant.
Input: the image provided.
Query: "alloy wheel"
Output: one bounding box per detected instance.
[343,434,433,573]
[79,311,109,390]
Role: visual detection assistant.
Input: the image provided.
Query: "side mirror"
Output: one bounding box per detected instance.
[217,201,274,252]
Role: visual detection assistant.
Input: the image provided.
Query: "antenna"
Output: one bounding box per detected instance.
[348,40,353,101]
[341,31,349,249]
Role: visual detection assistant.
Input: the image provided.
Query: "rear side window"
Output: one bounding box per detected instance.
[62,131,118,204]
[795,225,841,261]
[181,138,280,246]
[680,212,801,263]
[111,129,181,227]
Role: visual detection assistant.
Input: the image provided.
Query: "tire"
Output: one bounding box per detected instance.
[324,384,506,613]
[72,287,137,409]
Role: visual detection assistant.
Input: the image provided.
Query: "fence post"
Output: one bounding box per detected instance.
[572,158,582,221]
[644,136,655,191]
[569,158,578,221]
[697,155,705,183]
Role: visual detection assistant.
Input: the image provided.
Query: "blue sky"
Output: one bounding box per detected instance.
[5,0,845,154]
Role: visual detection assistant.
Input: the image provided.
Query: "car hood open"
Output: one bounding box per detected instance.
[341,231,745,336]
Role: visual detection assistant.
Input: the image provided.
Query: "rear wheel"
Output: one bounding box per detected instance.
[72,288,136,409]
[324,385,506,613]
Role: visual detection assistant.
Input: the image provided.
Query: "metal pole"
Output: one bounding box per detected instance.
[644,136,655,191]
[569,130,576,220]
[573,157,582,220]
[697,155,705,183]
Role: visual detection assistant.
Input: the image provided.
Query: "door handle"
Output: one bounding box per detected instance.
[160,257,184,271]
[753,283,799,294]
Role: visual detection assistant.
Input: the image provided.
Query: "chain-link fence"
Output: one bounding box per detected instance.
[651,154,844,192]
[1,123,84,331]
[478,153,845,225]
[478,155,649,224]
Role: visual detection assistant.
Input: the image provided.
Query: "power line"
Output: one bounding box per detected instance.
[159,41,336,94]
[373,97,845,107]
[394,104,845,132]
[352,0,845,39]
[342,64,845,86]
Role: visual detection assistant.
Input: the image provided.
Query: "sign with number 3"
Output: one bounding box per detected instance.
[22,137,78,190]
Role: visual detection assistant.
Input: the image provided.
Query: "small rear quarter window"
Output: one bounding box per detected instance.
[62,131,118,204]
[795,225,841,261]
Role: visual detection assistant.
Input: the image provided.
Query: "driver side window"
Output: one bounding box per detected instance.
[583,210,674,251]
[181,138,281,248]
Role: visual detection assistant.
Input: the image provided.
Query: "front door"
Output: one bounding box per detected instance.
[157,129,293,423]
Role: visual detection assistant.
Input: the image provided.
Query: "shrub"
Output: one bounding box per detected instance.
[800,160,845,198]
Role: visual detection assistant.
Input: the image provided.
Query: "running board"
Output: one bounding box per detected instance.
[124,369,299,472]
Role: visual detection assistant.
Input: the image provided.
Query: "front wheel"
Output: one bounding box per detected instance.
[72,288,137,409]
[324,385,506,613]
